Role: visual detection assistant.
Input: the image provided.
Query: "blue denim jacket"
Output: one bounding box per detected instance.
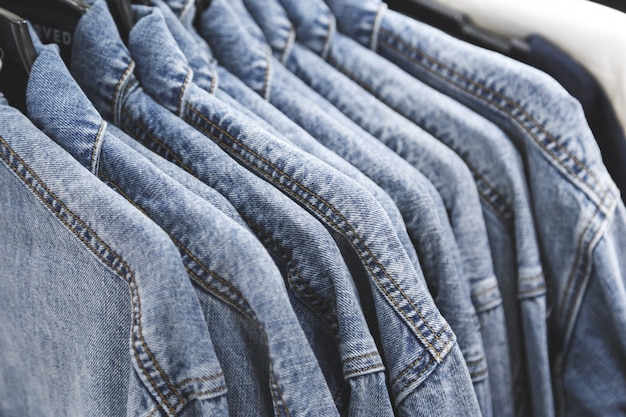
[0,89,226,416]
[128,4,482,417]
[146,0,424,286]
[66,2,404,415]
[236,1,555,416]
[327,0,626,416]
[230,4,538,415]
[147,6,483,384]
[27,42,355,417]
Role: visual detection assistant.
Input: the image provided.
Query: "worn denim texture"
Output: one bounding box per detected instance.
[106,118,391,415]
[137,3,482,416]
[520,35,626,206]
[147,0,423,282]
[27,43,351,417]
[237,2,555,416]
[328,0,626,415]
[129,8,397,417]
[180,3,484,414]
[195,1,492,415]
[0,85,226,416]
[65,3,405,416]
[231,4,532,416]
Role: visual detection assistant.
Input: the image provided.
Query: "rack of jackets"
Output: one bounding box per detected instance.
[0,0,624,416]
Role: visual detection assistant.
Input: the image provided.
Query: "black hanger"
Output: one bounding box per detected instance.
[385,0,529,59]
[0,7,36,112]
[0,0,138,57]
[0,0,87,63]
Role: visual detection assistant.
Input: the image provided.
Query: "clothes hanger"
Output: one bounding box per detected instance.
[0,0,87,63]
[0,7,37,113]
[385,0,529,59]
[0,0,136,58]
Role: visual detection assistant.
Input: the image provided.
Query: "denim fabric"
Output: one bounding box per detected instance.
[0,92,226,416]
[111,115,394,417]
[127,8,397,417]
[147,0,423,281]
[239,2,553,416]
[105,124,248,229]
[200,1,494,414]
[188,2,485,415]
[110,65,393,417]
[67,3,397,416]
[131,4,481,416]
[329,1,626,415]
[519,35,626,206]
[27,43,348,417]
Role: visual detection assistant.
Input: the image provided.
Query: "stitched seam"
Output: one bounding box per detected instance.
[149,374,226,417]
[397,354,437,395]
[466,358,485,367]
[90,121,107,175]
[0,137,179,416]
[391,348,426,385]
[176,373,225,389]
[557,213,597,330]
[187,110,449,358]
[327,54,512,217]
[478,188,510,223]
[247,220,340,336]
[186,109,448,356]
[102,155,289,414]
[290,266,339,335]
[184,103,450,357]
[379,29,601,186]
[177,69,193,117]
[463,158,512,220]
[378,29,612,205]
[112,61,135,126]
[321,15,335,59]
[272,371,291,417]
[390,324,448,386]
[282,25,297,64]
[344,363,386,377]
[471,368,489,379]
[148,384,228,417]
[102,175,256,320]
[183,266,254,319]
[559,214,601,375]
[172,236,254,315]
[344,351,381,363]
[472,284,498,299]
[270,376,283,417]
[518,285,547,298]
[209,67,218,95]
[121,109,194,175]
[519,273,545,283]
[370,4,386,50]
